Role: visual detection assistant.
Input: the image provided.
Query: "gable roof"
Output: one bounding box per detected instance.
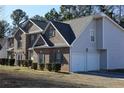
[20,19,48,33]
[64,15,94,38]
[13,27,26,37]
[33,34,48,48]
[50,21,76,45]
[30,19,48,30]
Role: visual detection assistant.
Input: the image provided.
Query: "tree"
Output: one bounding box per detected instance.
[45,8,61,21]
[31,15,47,21]
[97,5,115,18]
[10,9,28,27]
[59,5,95,21]
[0,20,10,38]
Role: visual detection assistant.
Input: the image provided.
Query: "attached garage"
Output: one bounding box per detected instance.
[71,49,100,72]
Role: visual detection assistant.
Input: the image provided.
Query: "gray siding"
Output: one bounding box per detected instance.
[71,19,97,52]
[96,18,103,49]
[103,17,124,69]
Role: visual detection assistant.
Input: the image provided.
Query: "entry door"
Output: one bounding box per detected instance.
[39,53,45,64]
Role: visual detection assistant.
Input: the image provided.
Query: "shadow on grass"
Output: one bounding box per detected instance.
[0,72,97,88]
[57,72,70,74]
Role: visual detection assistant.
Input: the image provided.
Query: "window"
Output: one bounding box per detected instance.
[17,36,22,48]
[90,30,95,42]
[39,51,45,64]
[10,39,14,47]
[55,50,63,63]
[31,35,35,41]
[48,26,55,38]
[29,51,33,60]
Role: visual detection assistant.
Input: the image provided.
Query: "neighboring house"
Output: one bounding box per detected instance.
[9,13,124,72]
[0,38,8,58]
[12,19,48,65]
[7,36,14,59]
[31,21,75,71]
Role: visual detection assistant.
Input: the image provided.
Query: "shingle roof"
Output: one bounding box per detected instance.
[42,34,54,46]
[30,19,48,30]
[51,21,76,45]
[20,19,48,33]
[64,15,93,38]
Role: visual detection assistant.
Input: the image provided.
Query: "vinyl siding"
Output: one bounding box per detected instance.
[103,17,124,69]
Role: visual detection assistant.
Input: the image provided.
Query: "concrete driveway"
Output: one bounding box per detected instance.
[78,71,124,78]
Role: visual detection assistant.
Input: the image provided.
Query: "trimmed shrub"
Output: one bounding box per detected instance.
[25,60,29,67]
[39,64,45,70]
[21,60,25,67]
[8,59,15,66]
[5,59,9,65]
[0,59,3,65]
[0,59,1,65]
[53,64,61,72]
[46,63,53,71]
[21,60,32,67]
[0,59,8,65]
[28,60,32,67]
[17,60,21,66]
[31,63,37,70]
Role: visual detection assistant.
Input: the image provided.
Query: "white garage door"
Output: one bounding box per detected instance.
[71,53,86,72]
[87,51,99,71]
[71,50,99,72]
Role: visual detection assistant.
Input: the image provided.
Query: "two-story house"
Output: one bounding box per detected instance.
[31,13,124,72]
[0,38,8,59]
[9,13,124,72]
[7,36,14,59]
[13,19,48,65]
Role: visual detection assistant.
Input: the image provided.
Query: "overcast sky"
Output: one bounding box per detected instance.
[2,5,60,25]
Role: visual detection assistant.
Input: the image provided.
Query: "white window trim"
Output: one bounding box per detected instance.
[32,34,48,47]
[29,19,43,32]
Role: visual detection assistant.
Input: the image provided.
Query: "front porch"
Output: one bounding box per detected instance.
[28,47,70,72]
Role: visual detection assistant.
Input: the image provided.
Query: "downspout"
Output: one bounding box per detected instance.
[69,46,72,72]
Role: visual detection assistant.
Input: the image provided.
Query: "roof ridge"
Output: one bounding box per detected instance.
[30,18,48,23]
[51,20,70,25]
[63,15,93,23]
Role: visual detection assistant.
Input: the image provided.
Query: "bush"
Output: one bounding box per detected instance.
[46,63,53,71]
[5,59,9,65]
[17,60,21,66]
[21,60,25,67]
[28,60,32,67]
[39,64,45,70]
[21,60,27,67]
[25,60,29,67]
[53,64,61,72]
[0,59,8,65]
[8,59,15,66]
[31,63,37,70]
[0,59,1,65]
[21,60,32,67]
